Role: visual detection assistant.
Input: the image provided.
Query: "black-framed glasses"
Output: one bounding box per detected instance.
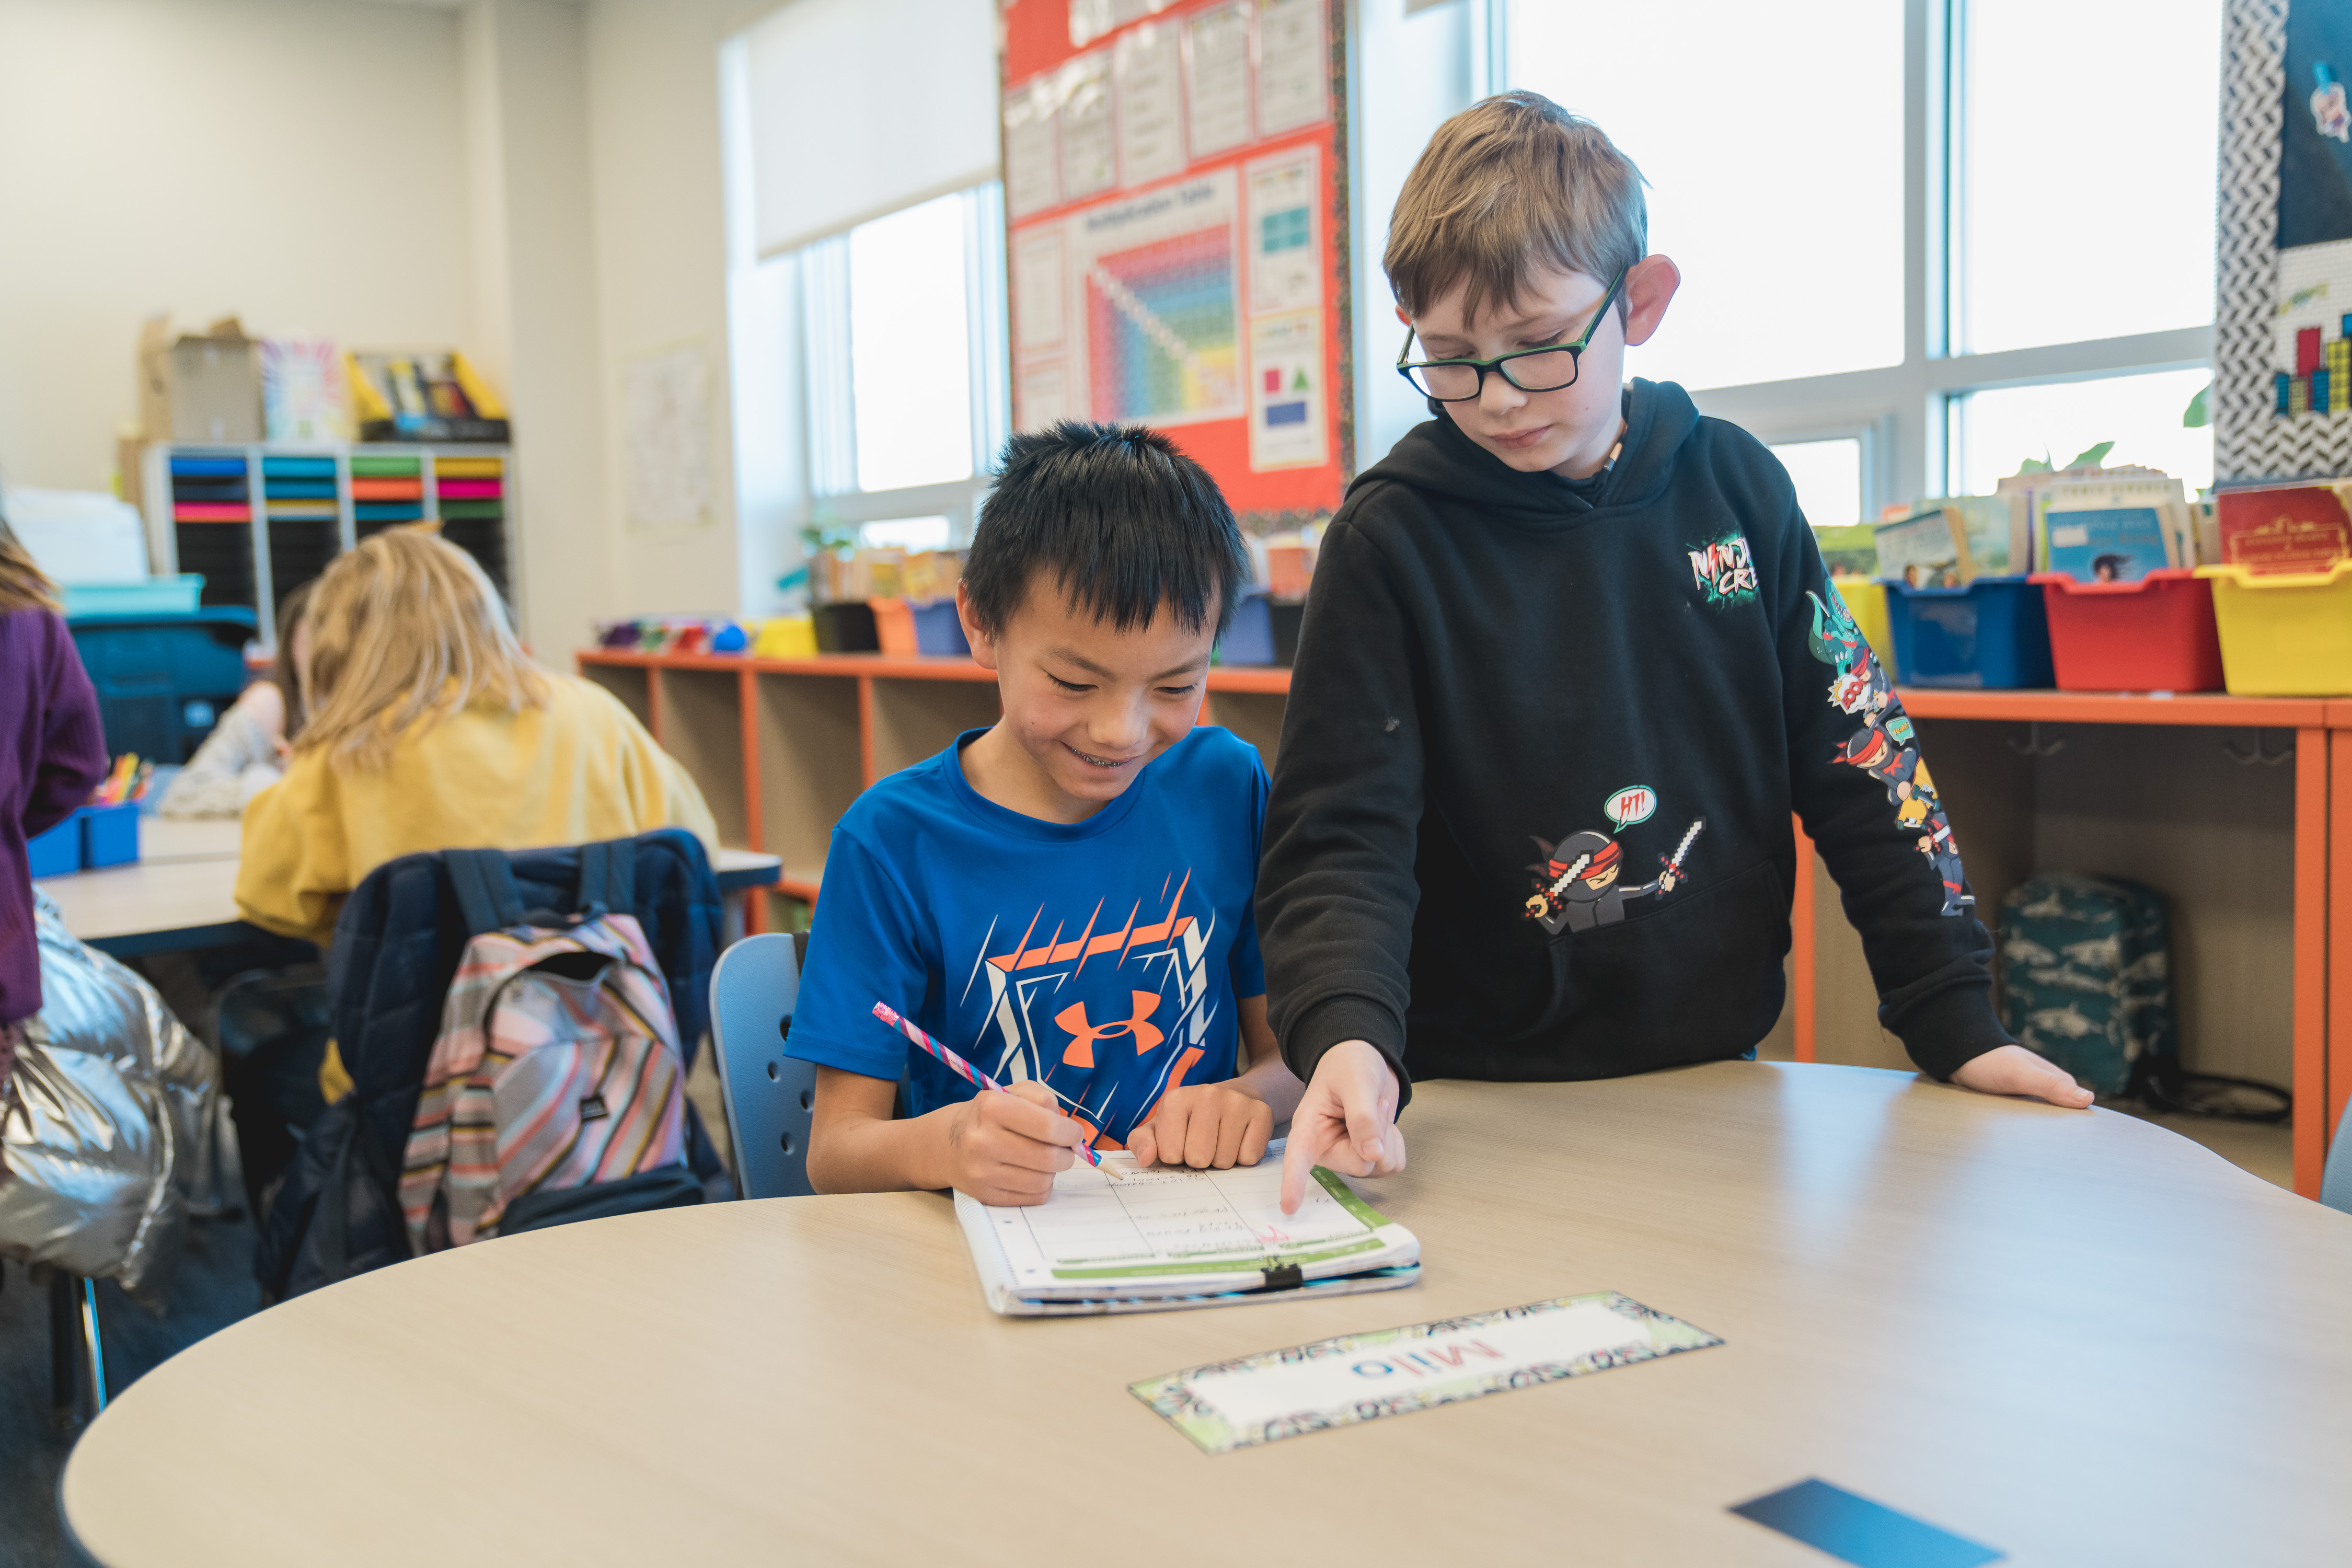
[1395,267,1629,401]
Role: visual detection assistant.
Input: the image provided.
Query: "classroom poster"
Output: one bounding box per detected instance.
[1000,0,1351,524]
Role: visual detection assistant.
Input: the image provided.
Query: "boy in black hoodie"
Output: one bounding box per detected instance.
[1262,93,2092,1211]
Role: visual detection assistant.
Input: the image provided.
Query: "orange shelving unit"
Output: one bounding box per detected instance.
[577,649,1295,910]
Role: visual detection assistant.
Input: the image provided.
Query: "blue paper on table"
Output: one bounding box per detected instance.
[1729,1479,2002,1567]
[2043,506,2167,584]
[354,504,424,522]
[263,480,338,499]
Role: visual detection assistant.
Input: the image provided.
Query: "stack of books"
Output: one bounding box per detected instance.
[1991,466,2211,582]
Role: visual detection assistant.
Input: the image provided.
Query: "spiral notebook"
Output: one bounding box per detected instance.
[953,1141,1420,1317]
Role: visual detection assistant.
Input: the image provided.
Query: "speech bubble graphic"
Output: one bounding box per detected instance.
[1604,786,1656,831]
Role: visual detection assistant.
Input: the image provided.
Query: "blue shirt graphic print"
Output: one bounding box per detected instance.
[785,726,1268,1148]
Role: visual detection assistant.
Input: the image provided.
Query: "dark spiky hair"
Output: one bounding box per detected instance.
[962,421,1249,639]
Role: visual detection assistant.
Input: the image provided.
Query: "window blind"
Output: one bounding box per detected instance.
[741,0,1000,259]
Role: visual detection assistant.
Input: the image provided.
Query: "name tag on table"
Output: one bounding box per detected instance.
[1129,1292,1723,1454]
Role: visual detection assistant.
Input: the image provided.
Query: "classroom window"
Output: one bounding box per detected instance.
[1504,0,1905,391]
[848,196,977,493]
[1480,0,2220,517]
[1956,0,2222,355]
[857,515,955,552]
[1770,437,1865,530]
[798,182,1010,534]
[1950,367,2216,497]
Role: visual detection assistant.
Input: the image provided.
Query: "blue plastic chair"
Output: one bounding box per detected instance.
[708,931,815,1199]
[2324,1099,2352,1215]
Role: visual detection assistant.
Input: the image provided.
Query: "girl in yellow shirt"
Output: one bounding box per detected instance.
[236,526,717,947]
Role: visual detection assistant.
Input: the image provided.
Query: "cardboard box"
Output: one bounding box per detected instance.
[139,315,261,443]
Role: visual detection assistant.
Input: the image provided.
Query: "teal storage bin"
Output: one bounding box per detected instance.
[28,817,80,877]
[1881,574,2054,689]
[60,575,205,617]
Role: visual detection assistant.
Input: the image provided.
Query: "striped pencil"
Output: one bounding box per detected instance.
[871,1001,1122,1180]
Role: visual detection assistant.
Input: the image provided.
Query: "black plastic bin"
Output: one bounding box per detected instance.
[1269,601,1306,666]
[812,602,880,654]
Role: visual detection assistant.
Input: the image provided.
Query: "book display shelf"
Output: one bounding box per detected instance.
[583,649,2344,1198]
[137,442,516,645]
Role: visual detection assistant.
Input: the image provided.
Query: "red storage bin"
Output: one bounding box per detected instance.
[2028,569,2223,691]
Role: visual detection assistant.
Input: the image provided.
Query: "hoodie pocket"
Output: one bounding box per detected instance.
[1515,860,1789,1073]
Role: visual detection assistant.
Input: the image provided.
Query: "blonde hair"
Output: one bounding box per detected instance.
[1385,91,1647,328]
[296,525,547,771]
[0,518,60,614]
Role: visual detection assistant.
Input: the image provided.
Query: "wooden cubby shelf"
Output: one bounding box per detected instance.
[585,646,2352,1200]
[578,650,1293,908]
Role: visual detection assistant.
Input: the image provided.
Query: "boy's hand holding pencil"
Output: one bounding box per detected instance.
[871,1002,1118,1205]
[938,1081,1093,1206]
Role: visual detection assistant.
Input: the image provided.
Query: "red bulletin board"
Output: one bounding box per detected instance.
[1000,0,1352,524]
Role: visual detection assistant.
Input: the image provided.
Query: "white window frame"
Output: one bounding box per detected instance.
[796,182,1011,540]
[1383,0,2216,515]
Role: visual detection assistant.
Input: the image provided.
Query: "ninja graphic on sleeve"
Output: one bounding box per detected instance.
[1806,585,1975,918]
[1833,718,1975,917]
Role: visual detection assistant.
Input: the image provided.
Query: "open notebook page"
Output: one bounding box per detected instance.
[964,1145,1419,1302]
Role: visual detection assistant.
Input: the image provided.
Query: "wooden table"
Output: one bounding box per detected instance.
[35,825,782,955]
[59,1064,2352,1565]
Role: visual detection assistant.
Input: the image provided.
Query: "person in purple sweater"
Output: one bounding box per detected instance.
[0,518,109,1100]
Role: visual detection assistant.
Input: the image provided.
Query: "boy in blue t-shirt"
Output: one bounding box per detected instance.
[786,422,1302,1205]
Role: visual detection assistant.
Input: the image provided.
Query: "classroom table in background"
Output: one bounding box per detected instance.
[34,834,784,956]
[57,1063,2352,1566]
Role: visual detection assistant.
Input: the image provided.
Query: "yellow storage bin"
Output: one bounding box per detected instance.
[2195,561,2352,695]
[1828,577,1897,682]
[751,615,818,660]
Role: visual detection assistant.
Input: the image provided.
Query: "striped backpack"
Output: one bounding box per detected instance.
[399,852,694,1251]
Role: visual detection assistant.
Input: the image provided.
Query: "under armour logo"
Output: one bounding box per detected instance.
[1056,991,1165,1067]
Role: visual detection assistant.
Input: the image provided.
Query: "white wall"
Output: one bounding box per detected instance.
[0,0,473,492]
[0,0,812,644]
[463,0,614,649]
[581,0,748,619]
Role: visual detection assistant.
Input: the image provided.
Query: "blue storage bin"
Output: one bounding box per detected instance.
[28,817,80,878]
[907,598,971,656]
[80,801,141,868]
[1881,574,2054,689]
[1218,589,1275,666]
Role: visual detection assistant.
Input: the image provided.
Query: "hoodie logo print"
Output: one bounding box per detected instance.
[1687,533,1758,605]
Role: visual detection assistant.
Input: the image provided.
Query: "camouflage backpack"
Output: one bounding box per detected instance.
[1996,873,2175,1100]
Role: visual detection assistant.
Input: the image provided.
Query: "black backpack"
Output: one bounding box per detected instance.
[254,831,727,1300]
